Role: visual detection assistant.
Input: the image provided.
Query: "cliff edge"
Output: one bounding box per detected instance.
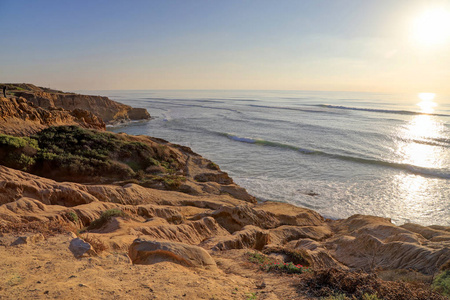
[0,85,448,300]
[2,83,150,124]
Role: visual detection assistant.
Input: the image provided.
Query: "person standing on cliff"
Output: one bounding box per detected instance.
[2,86,6,98]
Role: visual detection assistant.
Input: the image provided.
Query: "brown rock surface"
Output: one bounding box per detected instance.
[129,238,217,269]
[0,96,105,136]
[0,87,448,298]
[1,165,448,277]
[12,84,150,123]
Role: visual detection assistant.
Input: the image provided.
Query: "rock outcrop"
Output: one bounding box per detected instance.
[6,83,150,123]
[0,165,448,276]
[0,96,105,135]
[129,239,217,269]
[0,84,448,299]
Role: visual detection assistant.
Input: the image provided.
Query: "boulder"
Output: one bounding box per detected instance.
[129,239,216,269]
[69,238,97,258]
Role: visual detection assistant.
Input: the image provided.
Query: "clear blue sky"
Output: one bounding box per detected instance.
[1,0,449,93]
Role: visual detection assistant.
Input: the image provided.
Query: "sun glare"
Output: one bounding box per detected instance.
[417,93,437,113]
[412,8,450,45]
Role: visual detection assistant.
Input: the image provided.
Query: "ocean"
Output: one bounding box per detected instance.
[84,90,450,226]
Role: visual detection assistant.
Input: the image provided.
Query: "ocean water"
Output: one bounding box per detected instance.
[85,90,450,226]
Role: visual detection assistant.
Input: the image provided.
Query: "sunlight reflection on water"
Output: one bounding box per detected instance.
[397,115,445,168]
[392,94,447,222]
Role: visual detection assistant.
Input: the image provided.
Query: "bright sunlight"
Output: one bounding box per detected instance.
[417,93,437,113]
[412,8,450,46]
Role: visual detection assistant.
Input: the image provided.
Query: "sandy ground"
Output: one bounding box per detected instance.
[0,234,309,300]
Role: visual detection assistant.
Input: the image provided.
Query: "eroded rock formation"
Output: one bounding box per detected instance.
[8,83,150,123]
[0,165,448,276]
[0,96,105,135]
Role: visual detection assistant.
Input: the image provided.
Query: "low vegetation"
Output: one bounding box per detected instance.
[86,209,127,231]
[247,252,311,275]
[0,219,77,237]
[0,126,186,189]
[263,246,310,266]
[82,235,107,253]
[432,270,450,298]
[301,268,447,300]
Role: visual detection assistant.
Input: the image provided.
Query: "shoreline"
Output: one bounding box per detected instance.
[0,84,449,299]
[100,89,450,228]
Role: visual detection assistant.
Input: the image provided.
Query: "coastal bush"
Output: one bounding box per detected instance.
[66,211,79,223]
[0,135,39,170]
[265,261,311,274]
[0,134,38,150]
[248,252,274,265]
[162,175,186,190]
[247,252,311,274]
[0,126,184,187]
[86,209,127,231]
[432,270,450,297]
[302,268,447,300]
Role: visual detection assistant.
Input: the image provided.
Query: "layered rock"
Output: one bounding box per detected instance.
[129,239,217,269]
[0,165,448,276]
[6,83,150,123]
[0,84,448,299]
[0,97,105,135]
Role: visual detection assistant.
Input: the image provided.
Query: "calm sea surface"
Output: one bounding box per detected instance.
[83,90,450,226]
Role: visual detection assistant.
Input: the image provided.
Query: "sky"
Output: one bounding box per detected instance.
[1,0,450,94]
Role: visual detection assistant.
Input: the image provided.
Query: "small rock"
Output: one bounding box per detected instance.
[69,238,97,258]
[256,281,266,289]
[11,233,45,246]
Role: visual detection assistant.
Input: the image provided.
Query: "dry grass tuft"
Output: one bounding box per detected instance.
[300,268,447,300]
[83,235,107,253]
[0,219,77,238]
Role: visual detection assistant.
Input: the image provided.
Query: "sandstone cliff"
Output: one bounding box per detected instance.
[3,83,150,124]
[0,126,255,202]
[0,96,105,136]
[0,84,448,299]
[0,165,448,299]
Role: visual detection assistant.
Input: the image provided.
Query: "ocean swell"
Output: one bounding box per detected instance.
[316,104,450,117]
[221,133,450,179]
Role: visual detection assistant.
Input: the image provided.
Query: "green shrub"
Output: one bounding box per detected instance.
[162,175,186,190]
[322,293,349,300]
[0,135,38,149]
[433,270,450,297]
[361,294,382,300]
[0,126,183,189]
[87,209,126,231]
[66,211,79,223]
[247,252,311,274]
[248,252,274,265]
[265,261,311,274]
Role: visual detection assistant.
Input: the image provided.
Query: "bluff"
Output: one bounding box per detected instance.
[3,83,150,124]
[0,96,105,136]
[0,85,448,299]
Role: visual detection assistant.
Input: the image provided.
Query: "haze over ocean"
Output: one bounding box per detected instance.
[84,90,450,226]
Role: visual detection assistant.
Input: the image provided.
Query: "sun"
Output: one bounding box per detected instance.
[412,8,450,46]
[417,93,437,113]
